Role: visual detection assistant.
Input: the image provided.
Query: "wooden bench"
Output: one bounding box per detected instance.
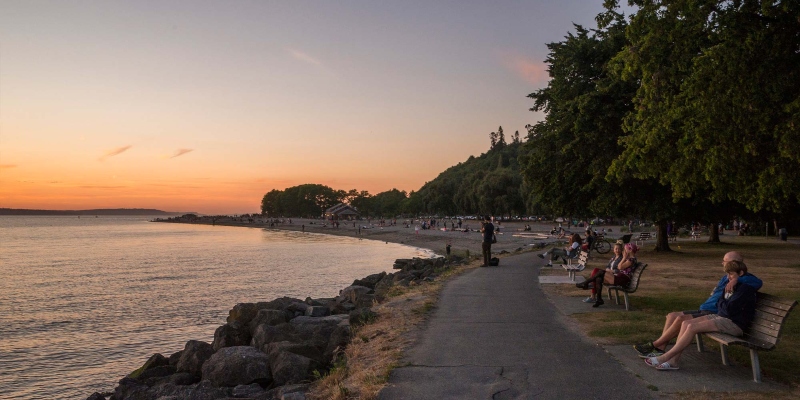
[690,230,702,241]
[561,251,589,281]
[695,293,797,383]
[635,232,651,246]
[605,263,647,311]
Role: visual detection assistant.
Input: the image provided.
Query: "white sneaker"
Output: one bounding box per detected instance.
[582,297,595,303]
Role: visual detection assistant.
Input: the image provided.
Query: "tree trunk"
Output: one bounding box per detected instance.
[655,220,672,251]
[708,223,720,243]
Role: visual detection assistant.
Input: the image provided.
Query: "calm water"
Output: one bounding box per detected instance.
[0,216,433,399]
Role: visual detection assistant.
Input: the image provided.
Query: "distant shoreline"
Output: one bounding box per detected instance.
[0,208,187,216]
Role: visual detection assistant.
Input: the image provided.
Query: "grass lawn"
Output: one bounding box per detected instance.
[560,235,800,386]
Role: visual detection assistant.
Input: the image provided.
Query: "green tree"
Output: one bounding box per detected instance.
[609,0,800,240]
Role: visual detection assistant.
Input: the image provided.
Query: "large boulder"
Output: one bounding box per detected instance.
[339,286,373,305]
[264,341,324,364]
[232,383,265,398]
[289,315,350,360]
[168,350,183,367]
[114,379,231,400]
[256,297,304,312]
[212,324,252,351]
[201,346,272,387]
[248,309,287,335]
[251,323,297,349]
[227,303,260,329]
[286,302,310,319]
[176,340,214,376]
[127,353,169,379]
[304,306,330,317]
[351,272,387,289]
[262,384,310,400]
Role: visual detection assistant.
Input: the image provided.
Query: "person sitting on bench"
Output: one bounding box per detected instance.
[633,251,762,358]
[576,242,637,307]
[642,259,757,370]
[537,233,582,267]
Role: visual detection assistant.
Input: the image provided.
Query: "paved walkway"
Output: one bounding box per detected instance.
[379,252,658,400]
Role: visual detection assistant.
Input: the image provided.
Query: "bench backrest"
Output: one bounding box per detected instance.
[625,263,647,292]
[638,232,651,239]
[744,293,798,351]
[576,251,589,266]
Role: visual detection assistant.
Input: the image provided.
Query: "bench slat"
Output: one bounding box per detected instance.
[758,293,797,307]
[751,314,784,332]
[757,298,794,312]
[749,321,781,338]
[743,330,779,348]
[753,309,786,325]
[755,304,791,318]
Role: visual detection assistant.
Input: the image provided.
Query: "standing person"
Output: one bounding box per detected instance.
[480,216,495,267]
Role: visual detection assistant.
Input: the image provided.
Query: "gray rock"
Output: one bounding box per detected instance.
[212,324,252,351]
[227,303,260,329]
[168,351,183,367]
[264,341,324,364]
[176,340,214,376]
[324,323,352,361]
[166,372,198,385]
[260,383,310,400]
[283,392,306,400]
[248,309,287,335]
[351,271,387,289]
[304,306,330,317]
[201,346,272,387]
[115,379,231,400]
[137,365,176,381]
[286,302,310,315]
[339,285,373,304]
[232,383,265,398]
[85,393,106,400]
[268,350,316,386]
[127,353,169,379]
[256,297,304,312]
[251,323,297,349]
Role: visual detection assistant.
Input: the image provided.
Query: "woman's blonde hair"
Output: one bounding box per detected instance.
[613,243,624,254]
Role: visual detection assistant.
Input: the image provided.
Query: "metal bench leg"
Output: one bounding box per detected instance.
[720,344,729,365]
[623,293,630,311]
[607,287,612,301]
[614,290,621,305]
[695,334,705,352]
[750,349,761,383]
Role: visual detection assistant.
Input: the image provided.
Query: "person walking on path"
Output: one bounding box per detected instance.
[480,215,495,267]
[634,251,762,358]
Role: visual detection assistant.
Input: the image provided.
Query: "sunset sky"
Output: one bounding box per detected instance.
[1,1,620,214]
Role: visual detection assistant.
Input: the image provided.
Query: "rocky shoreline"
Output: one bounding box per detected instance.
[86,256,465,400]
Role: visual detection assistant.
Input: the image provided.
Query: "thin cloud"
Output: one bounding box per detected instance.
[0,164,18,169]
[501,52,549,86]
[289,49,322,66]
[170,148,194,159]
[99,145,132,161]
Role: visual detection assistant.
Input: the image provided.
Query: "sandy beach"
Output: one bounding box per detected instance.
[165,217,628,258]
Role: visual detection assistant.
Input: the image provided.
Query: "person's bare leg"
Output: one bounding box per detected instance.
[656,317,718,366]
[652,313,692,349]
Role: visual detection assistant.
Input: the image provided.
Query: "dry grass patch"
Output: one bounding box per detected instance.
[566,236,800,386]
[307,259,480,400]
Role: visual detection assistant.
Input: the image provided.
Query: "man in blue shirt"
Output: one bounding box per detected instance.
[634,251,762,357]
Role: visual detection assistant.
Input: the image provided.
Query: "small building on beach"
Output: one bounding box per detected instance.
[325,203,360,220]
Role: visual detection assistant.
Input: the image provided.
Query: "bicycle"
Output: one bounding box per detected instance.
[591,235,611,254]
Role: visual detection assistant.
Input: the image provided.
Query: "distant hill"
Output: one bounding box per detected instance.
[0,208,189,216]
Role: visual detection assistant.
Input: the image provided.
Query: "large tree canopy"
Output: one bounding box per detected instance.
[610,0,800,213]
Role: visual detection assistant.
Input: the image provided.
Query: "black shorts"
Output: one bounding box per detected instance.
[682,310,713,318]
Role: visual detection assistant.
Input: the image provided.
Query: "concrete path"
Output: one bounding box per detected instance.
[378,252,658,400]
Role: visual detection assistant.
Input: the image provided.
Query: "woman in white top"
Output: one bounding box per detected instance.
[538,233,582,267]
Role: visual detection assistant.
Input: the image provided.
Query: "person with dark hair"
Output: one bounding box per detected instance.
[633,251,762,358]
[537,233,582,267]
[643,259,757,370]
[480,216,495,267]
